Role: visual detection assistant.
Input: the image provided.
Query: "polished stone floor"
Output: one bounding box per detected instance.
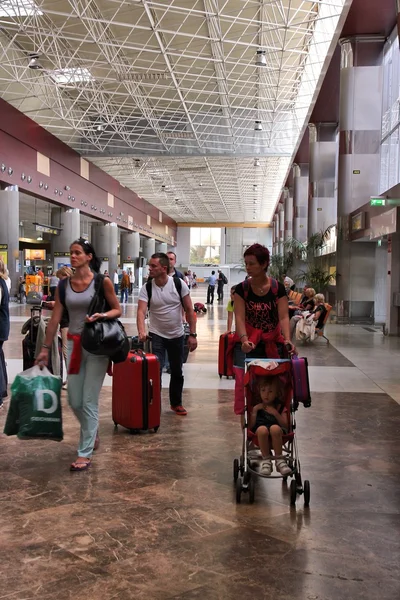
[1,287,400,599]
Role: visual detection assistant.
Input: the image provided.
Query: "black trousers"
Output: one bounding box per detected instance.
[207,285,215,304]
[0,340,7,402]
[151,333,184,407]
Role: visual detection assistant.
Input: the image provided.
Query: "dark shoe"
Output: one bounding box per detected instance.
[166,368,171,374]
[171,405,187,416]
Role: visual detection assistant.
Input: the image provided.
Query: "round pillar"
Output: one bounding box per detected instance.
[155,242,167,254]
[91,222,119,275]
[51,208,80,271]
[0,187,19,296]
[143,237,155,260]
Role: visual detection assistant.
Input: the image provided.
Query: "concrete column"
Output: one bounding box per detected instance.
[91,222,119,275]
[308,123,337,236]
[142,237,155,260]
[51,208,80,271]
[0,188,19,295]
[176,227,191,266]
[120,231,140,282]
[374,240,388,326]
[274,214,279,254]
[386,234,400,335]
[278,203,285,255]
[336,35,384,323]
[155,242,167,254]
[283,187,293,241]
[293,164,309,242]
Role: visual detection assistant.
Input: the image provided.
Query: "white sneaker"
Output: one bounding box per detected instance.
[248,448,262,460]
[260,459,272,476]
[276,458,292,476]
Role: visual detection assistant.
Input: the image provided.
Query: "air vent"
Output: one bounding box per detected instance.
[117,72,168,81]
[161,132,195,139]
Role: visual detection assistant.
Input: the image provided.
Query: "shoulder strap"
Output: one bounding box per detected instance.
[173,276,184,307]
[146,279,152,309]
[242,279,250,301]
[270,277,278,297]
[58,278,68,309]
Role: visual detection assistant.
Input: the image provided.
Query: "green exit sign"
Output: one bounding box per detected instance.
[370,197,386,206]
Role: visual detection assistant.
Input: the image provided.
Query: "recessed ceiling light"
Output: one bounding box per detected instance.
[254,158,260,167]
[254,121,262,131]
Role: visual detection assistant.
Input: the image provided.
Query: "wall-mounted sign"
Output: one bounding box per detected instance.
[25,249,46,261]
[53,252,70,257]
[353,170,361,175]
[370,197,385,206]
[351,212,365,232]
[99,257,109,262]
[0,244,8,249]
[317,208,322,212]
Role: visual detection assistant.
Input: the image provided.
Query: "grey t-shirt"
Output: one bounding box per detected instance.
[65,278,95,335]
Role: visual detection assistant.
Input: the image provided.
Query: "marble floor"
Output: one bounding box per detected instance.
[1,288,400,599]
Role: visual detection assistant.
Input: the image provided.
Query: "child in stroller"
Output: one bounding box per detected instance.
[249,375,292,477]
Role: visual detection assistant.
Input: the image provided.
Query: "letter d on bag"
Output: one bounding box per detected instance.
[35,389,58,414]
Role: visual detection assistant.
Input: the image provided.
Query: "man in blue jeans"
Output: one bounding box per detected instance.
[207,270,217,304]
[137,253,197,416]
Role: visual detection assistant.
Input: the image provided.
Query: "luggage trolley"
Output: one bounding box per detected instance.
[233,358,311,506]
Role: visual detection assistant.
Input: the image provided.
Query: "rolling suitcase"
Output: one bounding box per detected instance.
[22,306,42,370]
[291,356,311,408]
[218,332,235,379]
[112,350,161,433]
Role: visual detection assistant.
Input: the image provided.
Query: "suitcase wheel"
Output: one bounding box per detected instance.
[113,422,118,429]
[219,374,222,379]
[129,429,140,435]
[153,426,159,433]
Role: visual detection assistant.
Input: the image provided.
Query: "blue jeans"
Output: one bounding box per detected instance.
[151,333,184,407]
[114,283,118,294]
[120,288,128,303]
[67,341,109,458]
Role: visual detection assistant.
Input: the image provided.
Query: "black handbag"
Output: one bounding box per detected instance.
[81,274,129,363]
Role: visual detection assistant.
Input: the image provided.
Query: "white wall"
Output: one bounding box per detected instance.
[176,226,191,267]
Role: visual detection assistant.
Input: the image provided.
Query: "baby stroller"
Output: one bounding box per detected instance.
[233,357,311,506]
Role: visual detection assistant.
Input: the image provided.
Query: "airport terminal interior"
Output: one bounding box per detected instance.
[0,0,400,599]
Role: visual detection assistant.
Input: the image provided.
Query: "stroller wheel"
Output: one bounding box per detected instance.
[290,479,297,505]
[304,480,310,507]
[236,477,242,504]
[233,458,239,482]
[248,477,255,504]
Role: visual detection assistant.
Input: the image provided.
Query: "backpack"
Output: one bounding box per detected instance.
[221,273,228,285]
[146,276,184,309]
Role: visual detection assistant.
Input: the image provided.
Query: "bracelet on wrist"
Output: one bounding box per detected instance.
[42,344,51,350]
[239,334,248,340]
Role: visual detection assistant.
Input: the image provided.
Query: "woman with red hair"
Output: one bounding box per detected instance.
[233,244,296,418]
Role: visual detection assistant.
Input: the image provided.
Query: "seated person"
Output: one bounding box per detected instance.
[283,275,295,292]
[249,375,292,476]
[225,285,236,333]
[310,293,327,329]
[300,287,316,310]
[194,302,207,314]
[289,288,316,337]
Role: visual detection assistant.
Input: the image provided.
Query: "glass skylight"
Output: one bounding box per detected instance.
[0,0,42,17]
[50,67,94,85]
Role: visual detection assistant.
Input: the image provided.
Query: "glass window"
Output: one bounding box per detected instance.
[190,227,221,265]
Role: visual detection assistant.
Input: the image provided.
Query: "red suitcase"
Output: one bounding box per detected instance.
[112,351,161,433]
[218,332,235,379]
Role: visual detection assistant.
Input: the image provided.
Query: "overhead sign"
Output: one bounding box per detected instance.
[353,170,361,175]
[53,252,70,257]
[351,212,365,232]
[0,244,8,249]
[25,249,46,261]
[35,224,60,235]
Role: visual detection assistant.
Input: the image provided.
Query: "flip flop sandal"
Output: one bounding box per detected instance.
[70,460,91,472]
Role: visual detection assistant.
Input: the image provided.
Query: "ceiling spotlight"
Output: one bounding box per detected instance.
[253,184,258,190]
[44,184,48,190]
[255,50,267,67]
[39,181,44,188]
[64,185,70,191]
[1,164,5,172]
[96,123,105,132]
[37,235,43,241]
[254,120,262,131]
[28,53,43,70]
[21,173,26,180]
[8,167,13,175]
[27,176,32,183]
[254,158,260,167]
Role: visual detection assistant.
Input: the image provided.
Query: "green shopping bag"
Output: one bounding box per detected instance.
[4,366,63,441]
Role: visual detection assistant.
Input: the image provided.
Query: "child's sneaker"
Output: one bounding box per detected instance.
[260,459,272,476]
[276,458,292,476]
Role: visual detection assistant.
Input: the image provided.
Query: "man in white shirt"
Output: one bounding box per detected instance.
[207,270,217,304]
[137,253,197,416]
[113,270,119,294]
